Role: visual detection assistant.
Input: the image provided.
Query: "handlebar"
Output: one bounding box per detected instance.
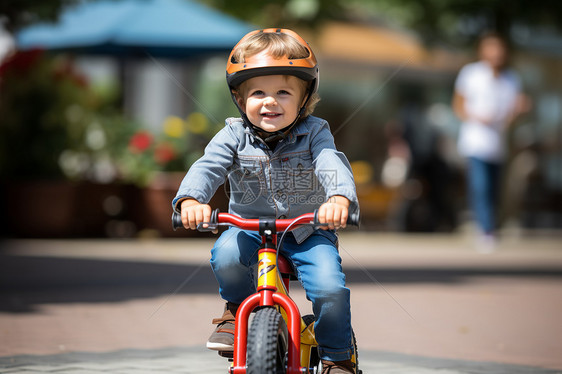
[172,209,360,232]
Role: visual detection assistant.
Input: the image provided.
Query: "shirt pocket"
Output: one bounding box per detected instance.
[234,157,265,183]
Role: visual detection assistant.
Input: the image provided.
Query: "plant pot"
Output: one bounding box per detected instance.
[2,180,79,238]
[129,172,229,237]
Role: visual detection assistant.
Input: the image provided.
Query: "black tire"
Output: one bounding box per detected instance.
[352,329,362,374]
[247,307,288,374]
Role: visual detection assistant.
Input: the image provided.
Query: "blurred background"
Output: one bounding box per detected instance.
[1,0,561,238]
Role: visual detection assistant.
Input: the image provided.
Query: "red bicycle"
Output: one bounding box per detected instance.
[172,209,361,374]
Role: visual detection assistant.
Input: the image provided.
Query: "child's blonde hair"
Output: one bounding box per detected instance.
[230,32,320,117]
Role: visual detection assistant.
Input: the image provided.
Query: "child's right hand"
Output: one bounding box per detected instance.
[180,198,216,233]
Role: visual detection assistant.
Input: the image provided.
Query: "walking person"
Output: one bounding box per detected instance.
[452,32,530,251]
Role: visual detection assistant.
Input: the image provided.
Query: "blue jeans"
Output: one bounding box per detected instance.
[467,157,501,234]
[210,227,353,362]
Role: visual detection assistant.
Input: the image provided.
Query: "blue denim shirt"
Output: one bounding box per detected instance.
[172,115,359,243]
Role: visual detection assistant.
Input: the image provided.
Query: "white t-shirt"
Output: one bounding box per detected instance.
[455,61,521,162]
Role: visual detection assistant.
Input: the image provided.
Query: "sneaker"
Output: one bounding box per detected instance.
[206,321,235,351]
[206,302,238,351]
[321,359,354,373]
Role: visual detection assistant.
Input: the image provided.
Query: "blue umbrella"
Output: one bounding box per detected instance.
[16,0,253,58]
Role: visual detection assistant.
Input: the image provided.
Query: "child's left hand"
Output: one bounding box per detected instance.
[317,195,350,230]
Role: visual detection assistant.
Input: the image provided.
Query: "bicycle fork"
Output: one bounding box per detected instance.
[230,224,304,374]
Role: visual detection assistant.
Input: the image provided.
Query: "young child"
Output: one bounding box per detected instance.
[172,28,359,373]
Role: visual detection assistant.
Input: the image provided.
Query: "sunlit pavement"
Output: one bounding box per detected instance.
[1,229,561,373]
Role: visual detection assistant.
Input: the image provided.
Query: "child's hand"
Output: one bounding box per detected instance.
[180,198,216,233]
[317,196,350,230]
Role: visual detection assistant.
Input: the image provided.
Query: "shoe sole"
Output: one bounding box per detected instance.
[206,341,234,351]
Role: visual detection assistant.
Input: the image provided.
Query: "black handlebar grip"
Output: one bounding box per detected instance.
[172,211,183,231]
[172,209,221,231]
[346,211,360,227]
[313,209,360,228]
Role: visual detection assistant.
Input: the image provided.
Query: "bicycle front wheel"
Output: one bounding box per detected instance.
[247,307,288,374]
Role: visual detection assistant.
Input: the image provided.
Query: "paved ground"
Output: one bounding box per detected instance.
[1,346,561,374]
[1,228,561,373]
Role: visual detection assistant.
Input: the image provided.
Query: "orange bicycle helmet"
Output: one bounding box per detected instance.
[226,29,319,140]
[226,28,318,93]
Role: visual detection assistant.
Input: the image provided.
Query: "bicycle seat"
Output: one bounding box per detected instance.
[277,254,298,281]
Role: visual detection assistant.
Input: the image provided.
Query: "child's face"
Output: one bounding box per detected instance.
[237,74,306,133]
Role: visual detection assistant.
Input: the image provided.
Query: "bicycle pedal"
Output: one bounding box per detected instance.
[218,351,233,359]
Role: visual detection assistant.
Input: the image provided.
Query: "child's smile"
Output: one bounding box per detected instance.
[238,74,306,133]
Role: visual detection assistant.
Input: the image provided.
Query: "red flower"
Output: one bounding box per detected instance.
[129,131,153,153]
[0,49,44,76]
[154,142,177,164]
